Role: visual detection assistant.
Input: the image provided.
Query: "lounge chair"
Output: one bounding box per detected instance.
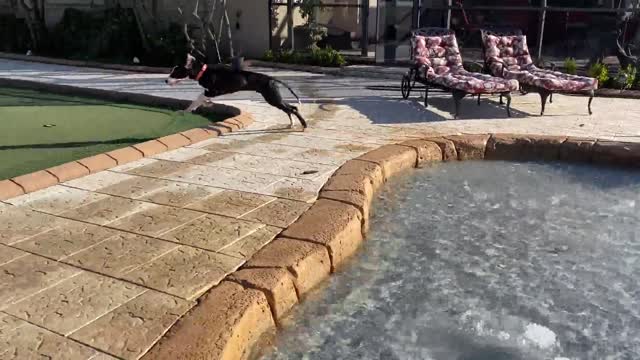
[401,27,519,118]
[480,28,597,115]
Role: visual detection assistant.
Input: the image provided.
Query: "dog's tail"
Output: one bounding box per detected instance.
[273,79,302,107]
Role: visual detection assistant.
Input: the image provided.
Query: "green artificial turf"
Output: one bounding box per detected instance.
[0,87,225,180]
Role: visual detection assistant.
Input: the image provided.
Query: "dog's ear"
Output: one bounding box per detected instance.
[185,53,196,69]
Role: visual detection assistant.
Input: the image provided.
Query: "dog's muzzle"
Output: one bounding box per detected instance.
[165,78,183,86]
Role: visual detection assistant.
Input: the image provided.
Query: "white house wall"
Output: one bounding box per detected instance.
[224,0,270,58]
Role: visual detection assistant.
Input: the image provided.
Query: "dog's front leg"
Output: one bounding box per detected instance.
[203,89,218,105]
[184,93,207,113]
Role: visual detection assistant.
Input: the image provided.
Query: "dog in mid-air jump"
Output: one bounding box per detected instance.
[166,54,307,130]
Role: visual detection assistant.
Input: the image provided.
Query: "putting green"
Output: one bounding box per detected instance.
[0,87,225,180]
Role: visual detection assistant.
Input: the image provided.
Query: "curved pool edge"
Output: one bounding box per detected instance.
[142,133,640,360]
[0,77,253,200]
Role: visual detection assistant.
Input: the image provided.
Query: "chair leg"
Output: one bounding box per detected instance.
[477,94,481,106]
[539,90,551,116]
[499,94,504,105]
[549,93,553,104]
[424,85,429,108]
[502,92,512,117]
[453,90,466,119]
[588,90,594,115]
[519,84,528,96]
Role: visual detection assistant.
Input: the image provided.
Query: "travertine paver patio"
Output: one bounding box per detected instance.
[1,59,640,359]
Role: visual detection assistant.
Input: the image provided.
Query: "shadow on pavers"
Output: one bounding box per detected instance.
[0,137,155,150]
[335,94,528,125]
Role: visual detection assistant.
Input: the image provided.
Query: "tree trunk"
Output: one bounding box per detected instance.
[221,0,234,58]
[132,5,151,52]
[17,0,48,52]
[615,0,640,68]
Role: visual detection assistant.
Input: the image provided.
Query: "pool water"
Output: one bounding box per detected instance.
[261,161,640,360]
[0,87,225,179]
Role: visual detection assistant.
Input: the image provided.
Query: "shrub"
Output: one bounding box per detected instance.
[0,15,30,53]
[263,49,275,62]
[142,23,189,67]
[278,50,305,64]
[463,61,484,73]
[588,61,610,86]
[309,47,346,67]
[49,7,142,63]
[262,47,345,67]
[618,64,637,90]
[564,57,577,75]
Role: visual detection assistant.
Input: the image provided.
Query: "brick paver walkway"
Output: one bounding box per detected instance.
[1,59,639,359]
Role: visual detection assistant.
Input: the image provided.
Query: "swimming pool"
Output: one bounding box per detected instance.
[260,161,640,360]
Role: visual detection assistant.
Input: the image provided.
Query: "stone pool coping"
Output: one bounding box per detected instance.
[142,133,640,359]
[0,77,253,200]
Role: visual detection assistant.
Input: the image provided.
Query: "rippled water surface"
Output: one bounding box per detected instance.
[261,161,640,360]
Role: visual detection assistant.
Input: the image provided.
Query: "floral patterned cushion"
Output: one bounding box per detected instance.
[414,35,463,74]
[413,33,518,94]
[426,69,519,94]
[483,34,597,91]
[482,34,533,75]
[504,67,598,92]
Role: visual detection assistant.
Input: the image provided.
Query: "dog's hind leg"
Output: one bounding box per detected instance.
[274,103,304,130]
[290,106,307,129]
[287,113,294,129]
[275,102,306,130]
[260,82,307,129]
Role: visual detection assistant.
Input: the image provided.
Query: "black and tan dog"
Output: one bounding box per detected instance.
[166,54,307,130]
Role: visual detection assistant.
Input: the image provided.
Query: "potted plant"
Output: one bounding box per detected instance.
[294,0,328,50]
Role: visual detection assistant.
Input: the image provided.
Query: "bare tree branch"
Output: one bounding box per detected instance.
[221,0,234,57]
[176,0,233,63]
[132,5,151,51]
[206,0,217,24]
[204,0,221,62]
[207,26,222,62]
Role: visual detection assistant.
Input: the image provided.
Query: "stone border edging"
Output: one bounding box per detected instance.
[0,77,253,201]
[142,132,640,360]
